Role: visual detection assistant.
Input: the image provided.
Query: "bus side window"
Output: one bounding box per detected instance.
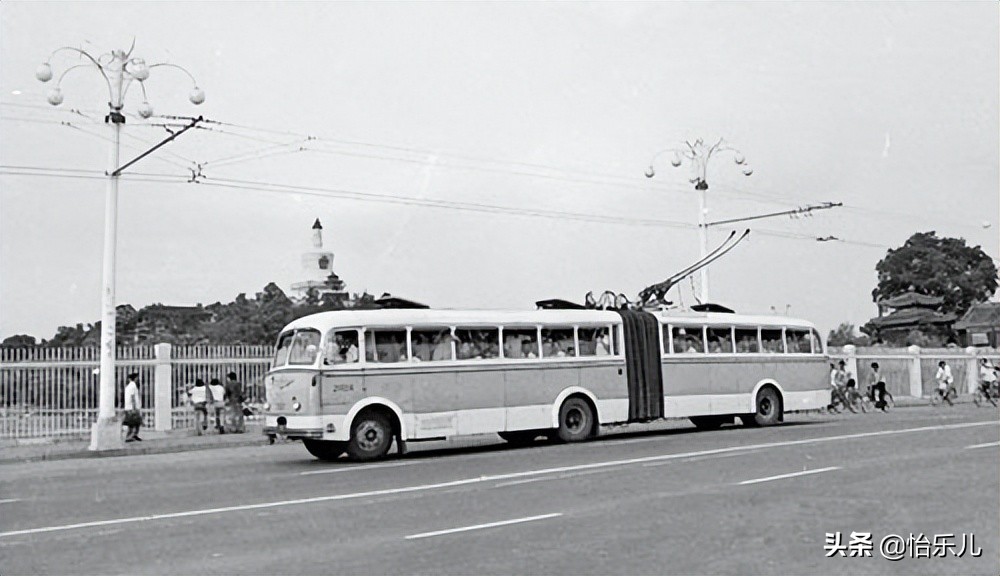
[810,329,824,354]
[578,327,610,356]
[706,327,732,353]
[786,329,810,353]
[323,329,357,365]
[504,327,539,359]
[365,329,407,363]
[672,326,703,353]
[541,327,574,358]
[761,329,783,353]
[735,328,758,353]
[455,327,500,360]
[411,327,454,362]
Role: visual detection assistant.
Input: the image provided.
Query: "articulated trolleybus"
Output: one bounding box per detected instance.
[262,307,830,461]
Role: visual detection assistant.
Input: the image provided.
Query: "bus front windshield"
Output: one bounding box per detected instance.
[274,329,321,367]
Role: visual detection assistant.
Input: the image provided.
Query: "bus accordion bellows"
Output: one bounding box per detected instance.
[262,308,830,461]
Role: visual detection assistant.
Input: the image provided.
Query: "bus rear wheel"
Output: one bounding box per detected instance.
[303,439,347,461]
[346,411,394,461]
[744,387,782,427]
[555,397,594,442]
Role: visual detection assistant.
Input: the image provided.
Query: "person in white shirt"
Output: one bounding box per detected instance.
[123,372,142,442]
[935,361,955,406]
[208,378,227,433]
[187,379,209,435]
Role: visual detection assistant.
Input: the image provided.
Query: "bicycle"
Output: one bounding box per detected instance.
[864,384,893,412]
[844,386,869,413]
[929,385,957,406]
[827,385,856,414]
[973,383,998,407]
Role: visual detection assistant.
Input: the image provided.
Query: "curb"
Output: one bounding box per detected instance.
[0,435,272,465]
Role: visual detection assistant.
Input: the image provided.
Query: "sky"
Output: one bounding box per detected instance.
[1,1,998,342]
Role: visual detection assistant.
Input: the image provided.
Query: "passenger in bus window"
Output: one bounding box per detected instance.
[595,330,610,355]
[325,332,358,364]
[708,338,722,354]
[431,331,454,361]
[521,340,538,358]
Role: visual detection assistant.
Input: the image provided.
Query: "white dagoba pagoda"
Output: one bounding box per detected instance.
[291,219,347,299]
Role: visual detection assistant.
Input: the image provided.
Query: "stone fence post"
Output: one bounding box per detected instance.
[907,345,922,398]
[841,345,858,384]
[154,343,173,431]
[964,346,979,394]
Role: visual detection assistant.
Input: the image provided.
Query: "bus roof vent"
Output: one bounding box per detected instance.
[535,298,587,310]
[690,303,736,314]
[374,294,430,309]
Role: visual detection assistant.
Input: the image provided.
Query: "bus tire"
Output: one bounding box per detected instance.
[303,439,347,461]
[690,416,726,430]
[746,386,782,427]
[556,397,594,443]
[346,410,394,461]
[498,430,543,446]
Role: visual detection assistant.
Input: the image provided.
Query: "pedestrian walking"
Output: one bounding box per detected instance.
[869,362,888,411]
[224,372,246,433]
[187,378,209,435]
[208,378,227,433]
[123,372,143,442]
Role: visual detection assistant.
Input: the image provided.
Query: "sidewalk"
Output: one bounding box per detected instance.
[0,423,271,465]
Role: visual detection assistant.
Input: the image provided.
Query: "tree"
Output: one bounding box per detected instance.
[872,232,998,316]
[827,323,870,347]
[1,334,37,348]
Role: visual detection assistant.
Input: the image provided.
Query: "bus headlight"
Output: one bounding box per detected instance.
[263,402,270,411]
[292,401,302,412]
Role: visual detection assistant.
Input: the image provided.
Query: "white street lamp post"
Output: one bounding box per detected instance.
[36,44,204,451]
[646,139,752,304]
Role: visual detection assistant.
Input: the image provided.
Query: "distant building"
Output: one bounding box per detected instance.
[954,301,1000,347]
[864,292,956,344]
[290,218,348,301]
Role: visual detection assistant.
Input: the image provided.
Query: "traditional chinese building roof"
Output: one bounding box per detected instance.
[954,301,1000,331]
[878,292,944,309]
[867,306,956,329]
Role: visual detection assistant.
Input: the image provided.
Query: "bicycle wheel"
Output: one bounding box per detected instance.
[930,391,941,406]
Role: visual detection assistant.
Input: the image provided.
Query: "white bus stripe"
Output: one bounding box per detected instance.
[964,441,1000,450]
[0,420,993,539]
[405,513,562,540]
[738,466,840,485]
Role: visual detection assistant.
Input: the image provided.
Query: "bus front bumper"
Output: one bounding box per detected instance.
[263,415,348,441]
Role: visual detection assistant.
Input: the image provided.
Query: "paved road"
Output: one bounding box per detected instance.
[1,406,997,575]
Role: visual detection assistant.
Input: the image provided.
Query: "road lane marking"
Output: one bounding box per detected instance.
[738,466,841,485]
[0,499,21,505]
[405,513,562,540]
[1,419,994,539]
[300,461,424,476]
[964,441,1000,450]
[643,449,762,467]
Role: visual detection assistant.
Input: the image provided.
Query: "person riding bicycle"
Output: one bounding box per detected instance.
[869,362,888,411]
[827,362,851,413]
[935,360,955,406]
[979,358,998,398]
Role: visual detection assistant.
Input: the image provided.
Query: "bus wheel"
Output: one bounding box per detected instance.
[303,439,347,461]
[690,416,725,430]
[347,411,394,461]
[556,397,594,442]
[747,387,782,427]
[498,430,543,446]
